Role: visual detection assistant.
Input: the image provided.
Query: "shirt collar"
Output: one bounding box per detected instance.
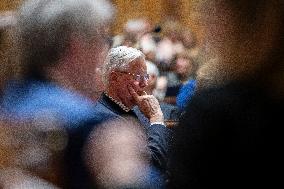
[104,92,131,112]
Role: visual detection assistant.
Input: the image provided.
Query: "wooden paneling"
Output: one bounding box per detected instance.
[0,0,203,42]
[111,0,197,34]
[179,0,204,44]
[111,0,203,43]
[112,0,164,34]
[0,0,22,11]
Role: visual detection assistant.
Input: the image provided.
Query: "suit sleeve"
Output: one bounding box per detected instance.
[147,124,172,171]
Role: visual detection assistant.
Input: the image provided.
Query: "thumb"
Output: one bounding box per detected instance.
[128,85,139,102]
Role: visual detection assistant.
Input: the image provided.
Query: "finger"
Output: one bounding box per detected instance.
[128,85,139,101]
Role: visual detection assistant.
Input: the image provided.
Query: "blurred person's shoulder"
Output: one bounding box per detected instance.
[92,94,128,121]
[1,79,97,127]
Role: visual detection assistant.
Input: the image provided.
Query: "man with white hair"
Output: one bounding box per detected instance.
[87,46,172,187]
[1,0,115,188]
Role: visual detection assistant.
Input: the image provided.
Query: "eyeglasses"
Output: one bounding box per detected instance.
[118,71,150,82]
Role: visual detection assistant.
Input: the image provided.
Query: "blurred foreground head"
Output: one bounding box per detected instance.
[169,1,284,188]
[84,117,162,189]
[14,0,115,100]
[195,0,284,98]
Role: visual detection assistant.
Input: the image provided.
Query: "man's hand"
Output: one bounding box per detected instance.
[128,85,164,123]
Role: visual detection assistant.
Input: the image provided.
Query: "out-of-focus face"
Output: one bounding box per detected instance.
[111,58,148,108]
[72,31,111,100]
[175,57,193,76]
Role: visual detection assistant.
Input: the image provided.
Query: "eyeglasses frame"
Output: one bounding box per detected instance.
[115,71,150,82]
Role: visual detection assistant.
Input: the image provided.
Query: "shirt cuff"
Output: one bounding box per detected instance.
[150,122,166,127]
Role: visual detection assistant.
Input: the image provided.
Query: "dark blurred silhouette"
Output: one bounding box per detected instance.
[169,0,284,188]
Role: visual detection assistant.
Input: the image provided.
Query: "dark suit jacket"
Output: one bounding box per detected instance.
[169,80,283,189]
[67,93,172,189]
[92,94,172,171]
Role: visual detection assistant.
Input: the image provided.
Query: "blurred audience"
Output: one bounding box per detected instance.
[112,18,151,48]
[145,60,181,125]
[155,20,184,69]
[144,61,159,95]
[169,0,284,188]
[164,51,199,105]
[180,27,199,58]
[175,52,199,111]
[176,78,196,111]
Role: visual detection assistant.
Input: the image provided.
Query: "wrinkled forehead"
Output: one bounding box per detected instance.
[128,58,147,73]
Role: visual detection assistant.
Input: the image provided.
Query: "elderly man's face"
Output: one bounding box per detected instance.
[112,58,148,107]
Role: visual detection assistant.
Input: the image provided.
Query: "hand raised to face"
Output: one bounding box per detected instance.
[128,85,164,123]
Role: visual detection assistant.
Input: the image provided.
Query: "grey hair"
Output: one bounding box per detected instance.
[102,46,145,86]
[16,0,114,78]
